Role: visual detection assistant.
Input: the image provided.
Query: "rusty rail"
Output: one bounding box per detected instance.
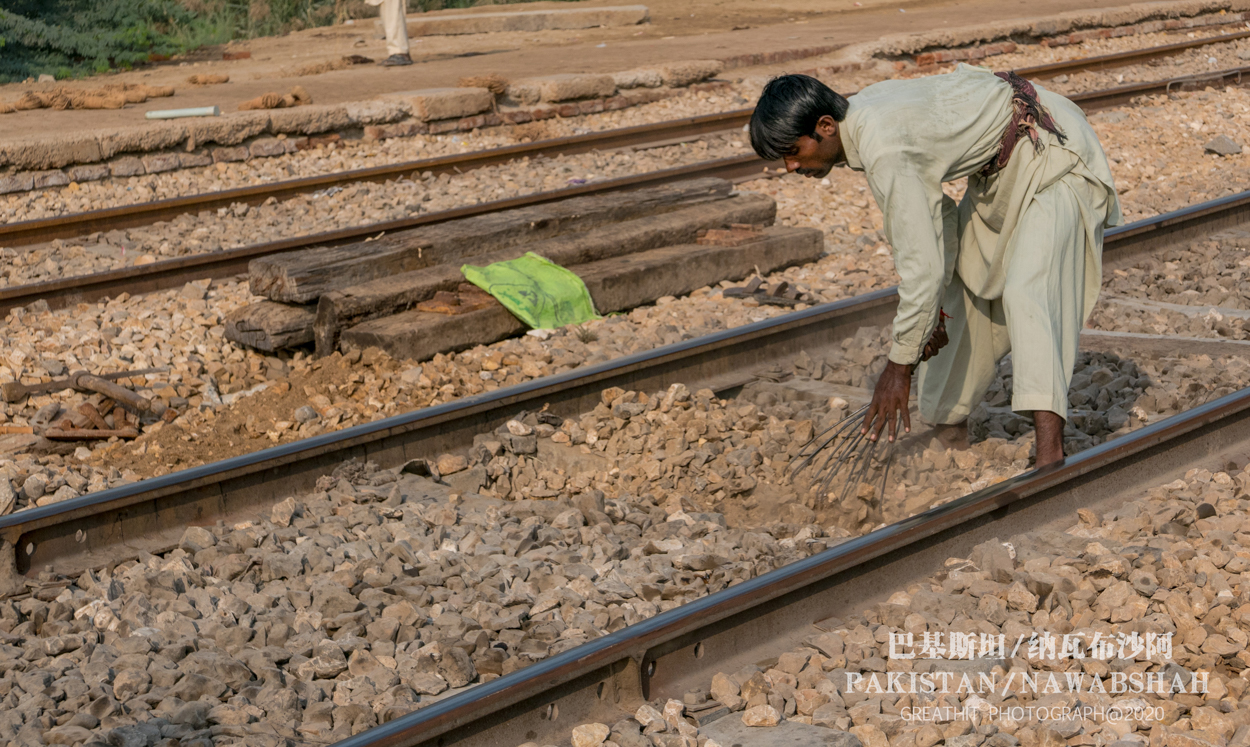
[0,154,776,316]
[4,24,1247,257]
[2,186,1247,579]
[2,52,1248,317]
[0,109,755,249]
[332,383,1250,747]
[1015,28,1250,79]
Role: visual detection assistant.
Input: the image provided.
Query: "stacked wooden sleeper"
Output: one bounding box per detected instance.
[225,178,825,363]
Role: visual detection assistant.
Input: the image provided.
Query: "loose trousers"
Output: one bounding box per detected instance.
[378,0,410,56]
[917,173,1106,424]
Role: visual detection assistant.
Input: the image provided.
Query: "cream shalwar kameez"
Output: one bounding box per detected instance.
[838,64,1123,423]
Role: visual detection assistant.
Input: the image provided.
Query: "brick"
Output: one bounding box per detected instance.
[109,156,145,177]
[1165,20,1184,29]
[501,110,532,124]
[914,52,936,66]
[0,173,34,195]
[578,99,605,115]
[31,170,69,189]
[531,107,557,121]
[179,153,212,169]
[391,87,493,123]
[284,138,307,153]
[604,95,630,111]
[249,138,286,158]
[362,124,423,142]
[142,153,181,173]
[428,119,460,134]
[557,103,580,118]
[65,164,110,182]
[965,47,986,60]
[304,134,345,149]
[1138,21,1165,33]
[482,113,502,128]
[999,42,1017,54]
[934,50,956,63]
[212,146,250,163]
[456,114,488,131]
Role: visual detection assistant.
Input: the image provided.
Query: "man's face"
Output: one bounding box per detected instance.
[783,115,843,179]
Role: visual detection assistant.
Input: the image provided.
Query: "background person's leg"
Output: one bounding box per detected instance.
[381,0,411,61]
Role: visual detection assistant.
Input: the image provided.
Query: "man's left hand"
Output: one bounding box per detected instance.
[863,360,912,443]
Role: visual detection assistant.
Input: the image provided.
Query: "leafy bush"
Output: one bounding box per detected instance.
[0,0,576,84]
[0,0,196,82]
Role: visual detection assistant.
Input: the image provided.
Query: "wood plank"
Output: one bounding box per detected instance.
[313,192,778,356]
[249,177,735,303]
[342,226,824,363]
[223,301,316,352]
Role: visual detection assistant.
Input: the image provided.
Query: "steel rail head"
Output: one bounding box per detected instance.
[4,187,1249,542]
[0,285,903,537]
[325,382,1250,747]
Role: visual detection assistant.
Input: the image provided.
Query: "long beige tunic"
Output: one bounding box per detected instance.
[839,64,1123,420]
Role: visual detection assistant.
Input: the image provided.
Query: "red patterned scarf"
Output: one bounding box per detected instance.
[979,71,1067,178]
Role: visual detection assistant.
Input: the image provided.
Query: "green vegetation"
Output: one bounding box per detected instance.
[0,0,571,84]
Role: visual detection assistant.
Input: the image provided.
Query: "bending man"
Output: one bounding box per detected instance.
[749,66,1121,467]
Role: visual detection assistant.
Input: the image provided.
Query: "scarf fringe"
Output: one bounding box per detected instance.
[980,71,1067,178]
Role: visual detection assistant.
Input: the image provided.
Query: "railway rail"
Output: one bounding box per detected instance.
[0,25,1239,255]
[338,372,1250,747]
[0,186,1241,747]
[4,56,1250,319]
[1014,27,1250,79]
[2,183,1246,588]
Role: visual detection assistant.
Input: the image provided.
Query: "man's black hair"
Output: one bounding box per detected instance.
[749,74,850,161]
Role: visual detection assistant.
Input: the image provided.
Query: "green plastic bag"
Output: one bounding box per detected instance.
[462,252,600,330]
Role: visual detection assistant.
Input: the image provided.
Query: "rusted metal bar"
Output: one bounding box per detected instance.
[76,404,110,431]
[0,367,167,403]
[70,374,166,417]
[44,427,139,440]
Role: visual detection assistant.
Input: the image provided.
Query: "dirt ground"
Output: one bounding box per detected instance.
[0,0,1134,145]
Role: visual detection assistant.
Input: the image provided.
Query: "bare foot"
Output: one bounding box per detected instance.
[1032,410,1065,468]
[932,422,970,451]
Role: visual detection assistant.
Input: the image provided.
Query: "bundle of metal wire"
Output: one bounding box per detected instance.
[791,404,894,504]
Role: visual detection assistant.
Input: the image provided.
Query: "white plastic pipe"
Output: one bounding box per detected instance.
[145,106,220,120]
